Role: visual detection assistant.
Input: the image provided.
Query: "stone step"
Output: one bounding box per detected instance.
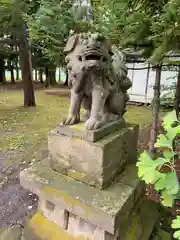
[20,162,143,235]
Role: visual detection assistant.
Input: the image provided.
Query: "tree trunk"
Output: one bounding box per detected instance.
[39,68,43,84]
[174,66,180,119]
[16,68,19,80]
[64,69,68,86]
[16,49,19,80]
[35,69,38,82]
[59,67,61,82]
[149,66,161,154]
[0,58,6,84]
[9,57,15,84]
[44,66,50,88]
[10,66,15,83]
[49,66,56,85]
[19,24,36,107]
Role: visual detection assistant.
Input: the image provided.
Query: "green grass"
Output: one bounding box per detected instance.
[0,89,165,168]
[0,90,68,152]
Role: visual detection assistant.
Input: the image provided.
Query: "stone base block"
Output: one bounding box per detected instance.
[48,123,139,188]
[56,119,127,143]
[20,162,159,240]
[26,212,115,240]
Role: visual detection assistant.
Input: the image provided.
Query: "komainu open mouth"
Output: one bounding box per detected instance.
[85,54,101,61]
[84,50,107,62]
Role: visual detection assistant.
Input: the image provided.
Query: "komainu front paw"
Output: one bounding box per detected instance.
[85,117,101,130]
[63,114,80,125]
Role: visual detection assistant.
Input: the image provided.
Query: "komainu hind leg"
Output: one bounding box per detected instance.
[106,91,127,116]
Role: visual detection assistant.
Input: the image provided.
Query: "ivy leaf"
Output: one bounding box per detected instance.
[161,190,176,207]
[155,172,179,195]
[155,134,172,148]
[172,216,180,229]
[166,126,180,142]
[138,151,152,162]
[174,230,180,240]
[163,150,174,160]
[172,217,180,240]
[137,152,166,184]
[163,110,178,129]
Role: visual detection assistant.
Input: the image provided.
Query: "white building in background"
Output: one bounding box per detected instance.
[127,62,177,104]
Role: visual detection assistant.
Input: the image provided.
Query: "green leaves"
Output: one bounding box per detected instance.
[155,134,172,148]
[161,190,177,207]
[172,216,180,239]
[27,0,76,65]
[163,110,178,129]
[155,172,179,195]
[137,151,167,184]
[137,110,180,208]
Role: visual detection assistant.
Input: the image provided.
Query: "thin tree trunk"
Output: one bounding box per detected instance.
[149,66,161,154]
[49,66,56,85]
[8,57,15,83]
[19,24,36,107]
[174,66,180,119]
[16,50,19,80]
[16,63,19,80]
[59,67,61,82]
[35,69,38,82]
[0,58,6,84]
[10,66,15,83]
[64,69,68,86]
[39,68,43,84]
[45,66,50,88]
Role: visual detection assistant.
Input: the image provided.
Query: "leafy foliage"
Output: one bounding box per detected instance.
[137,110,180,238]
[137,110,180,207]
[172,216,180,239]
[91,0,130,45]
[26,0,94,66]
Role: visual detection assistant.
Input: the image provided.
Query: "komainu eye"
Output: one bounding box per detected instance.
[77,55,82,61]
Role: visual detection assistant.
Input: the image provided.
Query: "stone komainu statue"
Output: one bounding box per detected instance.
[63,32,132,130]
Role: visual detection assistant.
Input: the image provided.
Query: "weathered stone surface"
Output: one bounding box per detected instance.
[26,212,116,240]
[118,198,160,240]
[23,197,159,240]
[57,119,126,142]
[49,124,138,188]
[0,225,22,240]
[20,162,143,235]
[153,229,171,240]
[38,199,69,230]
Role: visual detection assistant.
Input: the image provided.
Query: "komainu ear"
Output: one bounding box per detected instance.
[64,35,79,53]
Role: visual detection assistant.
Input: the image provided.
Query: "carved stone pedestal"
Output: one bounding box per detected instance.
[49,120,138,188]
[20,121,159,240]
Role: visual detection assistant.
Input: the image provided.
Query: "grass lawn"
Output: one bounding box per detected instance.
[0,89,165,168]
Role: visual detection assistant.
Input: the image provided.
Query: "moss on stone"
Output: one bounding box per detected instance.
[70,123,86,131]
[43,186,93,218]
[29,212,92,240]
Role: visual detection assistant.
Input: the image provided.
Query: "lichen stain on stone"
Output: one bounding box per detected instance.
[30,212,92,240]
[97,128,128,146]
[67,170,86,182]
[123,213,142,240]
[71,123,85,131]
[72,137,81,142]
[42,186,92,217]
